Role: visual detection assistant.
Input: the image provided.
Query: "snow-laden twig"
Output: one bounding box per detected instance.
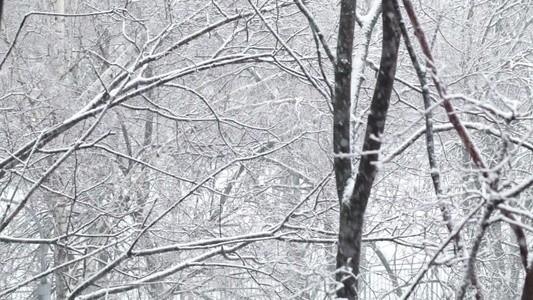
[0,90,115,233]
[72,170,331,299]
[293,0,335,64]
[400,200,486,300]
[402,0,487,172]
[350,0,382,117]
[349,0,382,155]
[247,0,330,101]
[384,122,533,163]
[390,6,480,299]
[0,235,130,298]
[455,203,494,300]
[0,9,118,71]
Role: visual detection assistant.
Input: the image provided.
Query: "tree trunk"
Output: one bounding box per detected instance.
[52,195,69,300]
[522,269,533,300]
[51,1,69,299]
[334,0,400,299]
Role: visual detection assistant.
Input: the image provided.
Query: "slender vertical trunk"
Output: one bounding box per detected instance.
[53,0,67,75]
[370,243,402,297]
[51,2,69,299]
[0,0,4,34]
[335,1,400,299]
[491,223,508,298]
[52,195,69,300]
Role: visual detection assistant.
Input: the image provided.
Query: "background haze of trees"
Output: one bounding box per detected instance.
[0,0,532,299]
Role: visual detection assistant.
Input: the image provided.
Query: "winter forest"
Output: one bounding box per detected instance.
[0,0,532,299]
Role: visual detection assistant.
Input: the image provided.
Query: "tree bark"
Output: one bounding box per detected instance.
[332,0,356,203]
[521,269,533,300]
[335,0,400,299]
[52,1,69,299]
[0,0,3,25]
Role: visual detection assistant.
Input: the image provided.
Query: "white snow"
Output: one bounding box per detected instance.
[342,177,355,205]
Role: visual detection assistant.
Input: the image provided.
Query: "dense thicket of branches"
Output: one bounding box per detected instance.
[0,0,532,299]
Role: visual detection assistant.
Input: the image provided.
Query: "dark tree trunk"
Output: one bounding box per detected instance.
[522,268,533,300]
[332,0,356,202]
[334,0,400,299]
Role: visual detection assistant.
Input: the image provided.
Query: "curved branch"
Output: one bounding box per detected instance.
[293,0,335,65]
